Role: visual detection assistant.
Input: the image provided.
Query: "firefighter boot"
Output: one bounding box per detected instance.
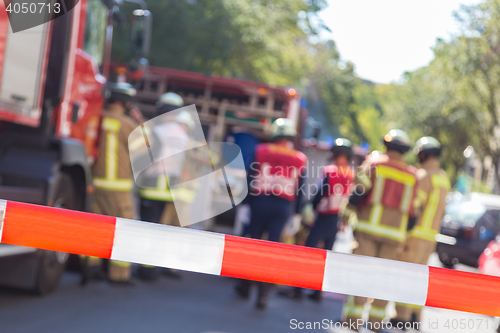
[277,287,303,300]
[108,260,135,286]
[255,282,272,310]
[410,313,420,331]
[308,289,322,302]
[162,268,182,280]
[235,279,251,299]
[80,256,104,286]
[390,318,409,331]
[137,265,160,282]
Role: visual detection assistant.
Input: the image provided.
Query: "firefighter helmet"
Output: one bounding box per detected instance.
[270,118,296,141]
[105,82,137,104]
[175,111,195,131]
[156,92,184,114]
[157,92,184,107]
[414,136,442,160]
[331,138,353,160]
[383,129,411,154]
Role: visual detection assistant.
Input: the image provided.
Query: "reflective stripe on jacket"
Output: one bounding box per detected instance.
[316,164,354,215]
[138,175,196,203]
[138,175,173,201]
[355,152,418,243]
[409,160,450,242]
[92,108,137,192]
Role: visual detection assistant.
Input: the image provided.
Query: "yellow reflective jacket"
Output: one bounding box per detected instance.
[409,159,450,242]
[92,106,137,192]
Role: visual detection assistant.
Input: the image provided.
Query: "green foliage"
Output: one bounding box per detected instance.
[112,0,327,86]
[111,0,369,146]
[350,82,386,150]
[305,41,361,142]
[376,0,500,187]
[379,64,473,181]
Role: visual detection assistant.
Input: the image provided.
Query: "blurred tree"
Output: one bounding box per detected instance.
[111,0,369,146]
[112,0,327,86]
[379,64,475,182]
[350,82,387,150]
[439,0,500,186]
[306,41,360,141]
[377,0,500,186]
[303,40,373,146]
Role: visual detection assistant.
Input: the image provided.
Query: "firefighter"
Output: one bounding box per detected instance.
[307,138,354,300]
[235,118,307,310]
[138,92,186,227]
[84,82,139,285]
[136,92,193,280]
[279,138,354,302]
[310,139,354,249]
[392,137,450,327]
[341,129,417,332]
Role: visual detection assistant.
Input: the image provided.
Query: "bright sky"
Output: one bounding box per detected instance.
[318,0,482,83]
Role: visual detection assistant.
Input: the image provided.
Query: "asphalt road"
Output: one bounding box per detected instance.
[0,228,497,333]
[0,270,344,333]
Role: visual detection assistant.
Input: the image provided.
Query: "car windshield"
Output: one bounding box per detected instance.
[443,201,487,226]
[476,209,500,231]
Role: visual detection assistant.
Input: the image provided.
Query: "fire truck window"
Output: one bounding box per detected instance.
[44,8,73,106]
[84,0,107,69]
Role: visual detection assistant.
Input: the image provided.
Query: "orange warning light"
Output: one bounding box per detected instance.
[116,67,127,75]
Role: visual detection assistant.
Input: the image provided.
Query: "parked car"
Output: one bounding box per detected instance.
[436,192,500,268]
[478,235,500,333]
[479,234,500,276]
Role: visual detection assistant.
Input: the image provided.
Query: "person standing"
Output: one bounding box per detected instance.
[235,118,307,310]
[136,92,195,280]
[393,137,450,328]
[341,129,417,332]
[280,138,354,302]
[137,92,187,228]
[307,138,354,301]
[84,82,139,285]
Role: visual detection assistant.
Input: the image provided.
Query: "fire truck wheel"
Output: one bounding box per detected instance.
[34,172,75,295]
[34,250,69,295]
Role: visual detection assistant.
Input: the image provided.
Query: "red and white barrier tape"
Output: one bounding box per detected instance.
[0,200,499,316]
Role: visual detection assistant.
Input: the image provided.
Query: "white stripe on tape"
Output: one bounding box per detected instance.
[111,218,225,276]
[0,199,6,243]
[322,252,429,305]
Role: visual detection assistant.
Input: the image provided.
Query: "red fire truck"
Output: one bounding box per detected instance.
[0,0,151,293]
[131,66,307,142]
[130,66,309,232]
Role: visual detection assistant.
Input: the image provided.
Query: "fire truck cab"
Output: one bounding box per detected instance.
[0,0,151,294]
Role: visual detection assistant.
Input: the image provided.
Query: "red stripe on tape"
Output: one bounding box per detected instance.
[2,202,116,259]
[425,266,500,316]
[221,235,326,290]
